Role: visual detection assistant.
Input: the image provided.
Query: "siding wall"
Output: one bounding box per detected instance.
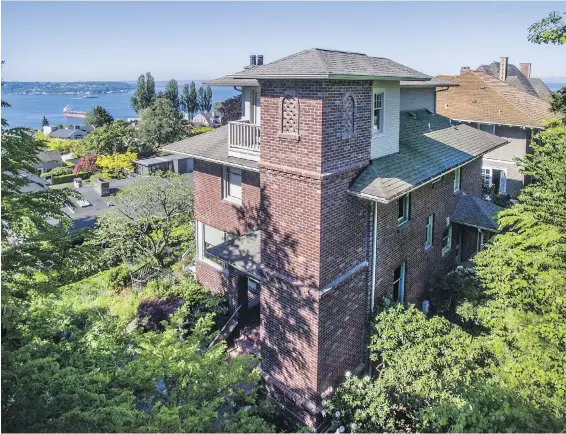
[371,80,400,159]
[400,88,436,112]
[484,125,527,161]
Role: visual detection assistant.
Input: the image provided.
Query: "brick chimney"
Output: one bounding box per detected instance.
[499,57,508,81]
[460,66,471,74]
[520,63,531,78]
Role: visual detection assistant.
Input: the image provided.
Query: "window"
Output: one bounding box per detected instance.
[425,214,434,249]
[481,168,492,188]
[224,166,242,204]
[373,91,384,133]
[442,224,452,256]
[393,262,406,302]
[197,221,231,269]
[498,170,507,194]
[453,167,462,192]
[397,194,410,226]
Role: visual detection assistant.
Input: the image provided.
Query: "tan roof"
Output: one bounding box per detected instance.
[436,71,553,128]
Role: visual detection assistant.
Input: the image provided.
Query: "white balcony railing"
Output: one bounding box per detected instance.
[228,121,260,161]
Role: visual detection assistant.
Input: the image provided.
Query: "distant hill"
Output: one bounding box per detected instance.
[3,81,135,95]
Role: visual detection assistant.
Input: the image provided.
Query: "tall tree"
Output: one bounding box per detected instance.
[130,72,156,113]
[528,11,566,45]
[197,86,206,113]
[93,172,193,266]
[84,105,114,127]
[163,79,180,110]
[204,85,213,112]
[137,97,187,147]
[180,83,199,119]
[217,94,242,125]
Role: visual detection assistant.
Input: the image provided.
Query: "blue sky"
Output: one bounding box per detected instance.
[2,1,565,81]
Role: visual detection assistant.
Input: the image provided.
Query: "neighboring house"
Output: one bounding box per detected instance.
[45,125,94,140]
[192,111,221,126]
[134,153,193,175]
[34,150,64,174]
[164,48,508,429]
[436,57,553,196]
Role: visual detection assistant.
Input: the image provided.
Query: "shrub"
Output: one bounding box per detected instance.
[96,152,137,179]
[73,154,98,176]
[105,264,131,293]
[40,166,71,179]
[190,126,214,136]
[137,297,181,332]
[51,172,89,185]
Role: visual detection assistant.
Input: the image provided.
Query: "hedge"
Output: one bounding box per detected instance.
[51,172,90,185]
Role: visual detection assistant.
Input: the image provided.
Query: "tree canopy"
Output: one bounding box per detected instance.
[528,11,566,45]
[162,79,180,111]
[131,72,156,113]
[137,98,187,147]
[181,82,198,119]
[197,85,213,113]
[93,172,193,266]
[84,105,114,127]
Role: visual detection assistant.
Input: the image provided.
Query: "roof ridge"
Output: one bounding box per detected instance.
[313,48,331,74]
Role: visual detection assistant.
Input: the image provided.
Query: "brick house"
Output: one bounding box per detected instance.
[436,57,553,196]
[165,49,508,428]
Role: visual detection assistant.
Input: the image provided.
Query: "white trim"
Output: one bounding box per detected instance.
[442,223,452,256]
[196,221,226,271]
[372,89,385,134]
[425,214,434,250]
[397,193,410,226]
[454,118,543,130]
[163,150,259,173]
[453,167,461,192]
[370,202,378,312]
[223,165,243,205]
[393,262,406,302]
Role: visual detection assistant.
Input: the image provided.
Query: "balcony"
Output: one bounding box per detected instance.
[228,121,260,162]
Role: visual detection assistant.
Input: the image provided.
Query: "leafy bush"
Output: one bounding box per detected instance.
[190,126,214,136]
[105,264,131,292]
[73,154,98,176]
[51,172,89,184]
[96,151,137,179]
[40,166,71,179]
[137,297,181,332]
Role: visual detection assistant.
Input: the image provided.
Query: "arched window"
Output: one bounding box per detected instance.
[342,94,355,137]
[281,95,299,135]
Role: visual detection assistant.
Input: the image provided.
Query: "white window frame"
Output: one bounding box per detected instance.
[453,167,462,192]
[223,166,242,205]
[499,170,507,194]
[372,90,384,134]
[442,223,452,256]
[393,262,406,302]
[397,193,410,226]
[196,221,229,271]
[425,214,434,250]
[481,167,493,188]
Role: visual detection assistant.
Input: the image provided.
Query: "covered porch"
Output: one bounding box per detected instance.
[205,231,262,357]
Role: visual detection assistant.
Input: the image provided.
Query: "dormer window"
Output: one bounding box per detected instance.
[373,91,384,133]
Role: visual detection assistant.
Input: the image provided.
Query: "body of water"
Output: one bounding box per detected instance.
[2,81,564,129]
[2,82,239,129]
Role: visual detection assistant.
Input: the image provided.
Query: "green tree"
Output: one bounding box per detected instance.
[163,79,180,110]
[85,105,114,127]
[550,86,566,118]
[528,11,566,45]
[197,85,213,113]
[93,172,193,267]
[181,82,199,119]
[1,269,273,432]
[130,72,156,113]
[137,97,187,147]
[82,119,135,155]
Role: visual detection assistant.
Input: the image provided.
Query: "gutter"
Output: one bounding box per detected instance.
[452,118,545,130]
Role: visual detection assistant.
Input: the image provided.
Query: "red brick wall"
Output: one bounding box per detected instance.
[259,80,374,426]
[372,157,483,306]
[193,159,260,236]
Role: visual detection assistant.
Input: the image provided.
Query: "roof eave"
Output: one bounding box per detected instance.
[164,149,259,172]
[451,118,545,129]
[349,138,509,203]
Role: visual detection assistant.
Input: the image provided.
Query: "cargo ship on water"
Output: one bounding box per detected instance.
[63,105,87,119]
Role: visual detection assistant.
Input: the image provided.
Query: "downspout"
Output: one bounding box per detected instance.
[370,202,378,312]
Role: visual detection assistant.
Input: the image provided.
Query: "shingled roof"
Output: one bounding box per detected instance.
[228,48,430,81]
[349,110,508,203]
[451,195,503,231]
[476,61,553,102]
[204,75,259,87]
[436,71,553,128]
[400,77,458,88]
[163,125,258,171]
